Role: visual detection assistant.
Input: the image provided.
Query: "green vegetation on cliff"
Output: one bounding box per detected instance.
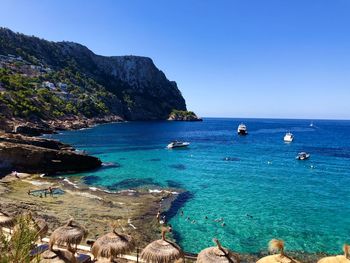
[0,27,189,123]
[168,109,202,121]
[0,67,117,119]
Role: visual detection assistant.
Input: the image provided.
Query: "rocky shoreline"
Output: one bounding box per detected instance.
[0,114,127,176]
[0,115,124,136]
[0,173,179,248]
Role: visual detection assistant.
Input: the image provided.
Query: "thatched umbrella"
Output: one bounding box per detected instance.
[35,218,49,241]
[197,238,240,263]
[141,226,184,263]
[39,249,77,263]
[317,244,350,263]
[0,211,16,231]
[13,212,49,241]
[27,212,48,240]
[49,219,88,253]
[257,239,300,263]
[91,227,135,261]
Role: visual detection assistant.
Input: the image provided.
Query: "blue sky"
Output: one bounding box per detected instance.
[1,0,350,119]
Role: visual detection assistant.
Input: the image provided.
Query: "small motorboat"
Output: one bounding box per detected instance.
[296,152,310,160]
[167,141,190,149]
[237,123,248,135]
[284,132,294,142]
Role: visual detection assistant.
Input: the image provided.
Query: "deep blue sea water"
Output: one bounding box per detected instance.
[50,118,350,254]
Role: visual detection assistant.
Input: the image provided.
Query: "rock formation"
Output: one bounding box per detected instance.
[0,132,101,175]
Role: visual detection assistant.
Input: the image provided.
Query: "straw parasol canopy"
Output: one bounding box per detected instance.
[39,249,77,263]
[35,218,49,240]
[257,239,300,263]
[0,211,16,229]
[49,219,88,252]
[197,238,240,263]
[26,212,48,240]
[141,226,184,263]
[91,227,135,260]
[13,212,48,241]
[317,244,350,263]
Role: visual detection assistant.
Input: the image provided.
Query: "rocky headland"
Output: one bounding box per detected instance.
[0,132,101,176]
[167,109,202,121]
[0,27,200,124]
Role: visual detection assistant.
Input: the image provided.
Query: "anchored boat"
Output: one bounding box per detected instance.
[296,152,310,160]
[237,123,248,135]
[284,132,294,142]
[167,141,190,149]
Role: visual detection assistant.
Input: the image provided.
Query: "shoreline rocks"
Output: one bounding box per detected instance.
[1,115,124,136]
[0,132,101,176]
[168,110,203,121]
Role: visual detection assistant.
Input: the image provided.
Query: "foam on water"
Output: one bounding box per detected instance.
[52,118,350,254]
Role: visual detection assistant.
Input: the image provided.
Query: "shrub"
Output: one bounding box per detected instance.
[0,215,40,263]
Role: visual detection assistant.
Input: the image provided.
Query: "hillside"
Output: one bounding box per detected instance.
[0,27,198,133]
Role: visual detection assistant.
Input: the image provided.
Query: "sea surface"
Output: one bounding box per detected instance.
[50,118,350,255]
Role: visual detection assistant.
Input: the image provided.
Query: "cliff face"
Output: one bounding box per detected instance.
[0,28,187,122]
[93,55,186,120]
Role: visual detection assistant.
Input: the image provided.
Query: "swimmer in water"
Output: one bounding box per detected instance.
[180,210,184,216]
[156,211,161,223]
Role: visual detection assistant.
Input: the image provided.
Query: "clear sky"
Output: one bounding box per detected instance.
[1,0,350,119]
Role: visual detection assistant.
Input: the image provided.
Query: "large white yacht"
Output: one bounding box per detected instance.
[237,123,248,135]
[284,132,294,142]
[167,141,190,149]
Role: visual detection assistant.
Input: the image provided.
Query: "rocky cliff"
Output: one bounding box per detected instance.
[0,27,190,125]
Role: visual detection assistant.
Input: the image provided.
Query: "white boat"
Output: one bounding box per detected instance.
[284,132,294,142]
[310,122,314,127]
[167,141,190,149]
[237,123,248,135]
[296,152,310,160]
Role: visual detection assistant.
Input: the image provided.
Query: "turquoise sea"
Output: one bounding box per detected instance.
[50,118,350,255]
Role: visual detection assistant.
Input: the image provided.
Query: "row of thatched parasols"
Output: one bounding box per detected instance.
[1,211,349,262]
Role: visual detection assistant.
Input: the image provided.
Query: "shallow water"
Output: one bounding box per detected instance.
[50,118,350,254]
